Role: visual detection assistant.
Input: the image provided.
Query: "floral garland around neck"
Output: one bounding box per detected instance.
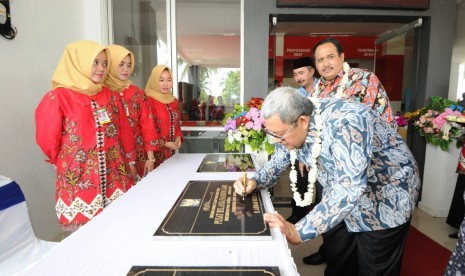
[289,97,323,207]
[313,62,350,99]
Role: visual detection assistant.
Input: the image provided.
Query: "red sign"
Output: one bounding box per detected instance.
[279,36,380,59]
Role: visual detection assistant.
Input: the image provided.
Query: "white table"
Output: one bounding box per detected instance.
[26,154,299,276]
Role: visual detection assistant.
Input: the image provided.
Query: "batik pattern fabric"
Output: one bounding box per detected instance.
[444,191,465,275]
[117,84,160,176]
[147,98,183,168]
[313,67,396,128]
[253,99,421,241]
[35,87,136,231]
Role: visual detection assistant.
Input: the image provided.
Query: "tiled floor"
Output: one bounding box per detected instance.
[275,206,458,276]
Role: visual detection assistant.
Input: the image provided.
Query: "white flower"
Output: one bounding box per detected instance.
[308,168,317,183]
[289,98,323,207]
[289,169,298,183]
[233,131,243,141]
[314,114,323,130]
[227,130,235,143]
[309,97,321,108]
[312,143,322,157]
[290,149,297,159]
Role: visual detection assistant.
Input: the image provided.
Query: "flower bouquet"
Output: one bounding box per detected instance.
[404,96,465,151]
[223,97,275,155]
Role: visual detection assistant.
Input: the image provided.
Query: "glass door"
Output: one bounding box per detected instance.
[374,18,422,147]
[110,0,242,154]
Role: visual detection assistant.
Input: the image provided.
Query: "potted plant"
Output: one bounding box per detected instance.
[405,96,465,151]
[223,97,275,156]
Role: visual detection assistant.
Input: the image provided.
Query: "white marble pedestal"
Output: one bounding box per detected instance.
[419,144,460,217]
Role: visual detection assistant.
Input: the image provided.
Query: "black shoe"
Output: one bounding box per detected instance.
[449,232,459,239]
[286,214,304,224]
[303,252,326,265]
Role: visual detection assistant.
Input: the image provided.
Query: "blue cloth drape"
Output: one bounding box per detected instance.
[0,181,25,211]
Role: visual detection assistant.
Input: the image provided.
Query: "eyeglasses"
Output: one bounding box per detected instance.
[266,121,296,143]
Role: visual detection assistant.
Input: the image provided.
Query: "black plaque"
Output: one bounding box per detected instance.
[127,266,281,276]
[153,181,271,240]
[197,153,256,172]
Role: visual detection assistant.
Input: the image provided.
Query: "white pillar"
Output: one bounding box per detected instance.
[419,144,461,217]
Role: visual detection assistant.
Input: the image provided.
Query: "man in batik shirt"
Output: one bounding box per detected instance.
[312,37,396,129]
[301,37,399,266]
[234,88,420,276]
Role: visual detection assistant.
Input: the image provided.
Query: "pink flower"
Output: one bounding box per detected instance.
[424,127,434,133]
[246,107,260,118]
[224,118,237,132]
[252,122,262,131]
[432,109,462,129]
[395,113,408,127]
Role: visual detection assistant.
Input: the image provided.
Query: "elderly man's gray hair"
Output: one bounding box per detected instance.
[261,87,313,124]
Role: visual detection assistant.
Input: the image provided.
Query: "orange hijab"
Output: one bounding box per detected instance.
[51,40,110,96]
[145,65,176,104]
[104,45,135,92]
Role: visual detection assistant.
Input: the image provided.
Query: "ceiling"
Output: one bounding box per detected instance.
[174,1,434,68]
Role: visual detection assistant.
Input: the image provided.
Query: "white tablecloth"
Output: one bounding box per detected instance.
[26,154,299,276]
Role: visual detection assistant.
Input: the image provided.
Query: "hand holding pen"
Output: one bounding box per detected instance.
[242,172,247,201]
[233,173,257,199]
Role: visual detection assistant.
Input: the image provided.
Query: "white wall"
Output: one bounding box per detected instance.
[448,1,465,100]
[0,0,106,240]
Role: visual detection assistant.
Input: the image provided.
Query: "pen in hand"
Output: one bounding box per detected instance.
[242,172,247,201]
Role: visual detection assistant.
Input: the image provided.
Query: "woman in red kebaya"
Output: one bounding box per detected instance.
[104,45,160,179]
[35,41,136,232]
[145,65,183,168]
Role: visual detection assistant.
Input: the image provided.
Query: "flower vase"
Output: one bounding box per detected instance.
[419,143,461,217]
[244,144,269,167]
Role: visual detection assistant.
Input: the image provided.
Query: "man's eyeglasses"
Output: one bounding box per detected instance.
[266,121,296,143]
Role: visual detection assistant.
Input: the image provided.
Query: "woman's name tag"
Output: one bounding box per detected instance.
[96,108,111,124]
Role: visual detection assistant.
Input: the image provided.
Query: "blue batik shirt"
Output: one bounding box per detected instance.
[297,77,319,97]
[253,98,421,242]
